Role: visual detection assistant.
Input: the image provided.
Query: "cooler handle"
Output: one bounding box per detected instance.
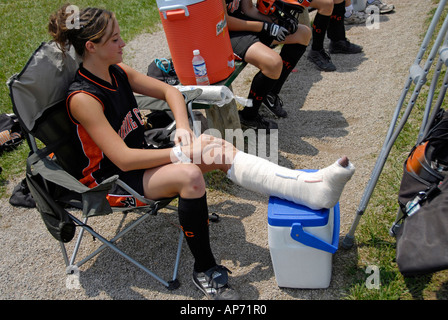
[290,204,340,254]
[159,5,190,19]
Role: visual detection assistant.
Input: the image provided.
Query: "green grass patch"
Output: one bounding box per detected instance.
[0,0,161,195]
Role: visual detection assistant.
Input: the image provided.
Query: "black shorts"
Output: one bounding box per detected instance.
[229,31,273,60]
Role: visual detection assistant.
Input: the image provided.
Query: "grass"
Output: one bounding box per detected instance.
[0,0,161,195]
[0,0,447,300]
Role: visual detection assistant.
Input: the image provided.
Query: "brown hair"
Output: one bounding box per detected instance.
[48,3,116,57]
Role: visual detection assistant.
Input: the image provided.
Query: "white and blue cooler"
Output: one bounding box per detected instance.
[267,194,340,289]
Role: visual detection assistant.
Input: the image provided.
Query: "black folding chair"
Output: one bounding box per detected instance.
[7,41,202,290]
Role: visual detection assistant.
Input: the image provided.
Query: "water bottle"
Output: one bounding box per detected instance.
[192,50,210,85]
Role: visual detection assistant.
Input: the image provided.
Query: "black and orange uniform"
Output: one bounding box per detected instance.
[225,0,272,60]
[66,64,216,272]
[224,0,307,120]
[66,64,147,207]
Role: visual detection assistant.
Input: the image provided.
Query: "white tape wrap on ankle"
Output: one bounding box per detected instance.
[227,151,355,210]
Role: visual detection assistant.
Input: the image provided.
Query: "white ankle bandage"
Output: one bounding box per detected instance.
[227,152,355,210]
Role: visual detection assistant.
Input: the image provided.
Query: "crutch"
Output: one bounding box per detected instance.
[342,0,448,249]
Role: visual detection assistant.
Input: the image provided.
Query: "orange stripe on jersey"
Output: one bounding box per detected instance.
[79,173,99,188]
[115,64,129,78]
[78,69,118,91]
[76,124,104,185]
[65,90,106,188]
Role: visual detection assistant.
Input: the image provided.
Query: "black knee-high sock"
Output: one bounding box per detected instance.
[311,13,330,51]
[328,1,346,42]
[178,193,216,272]
[241,71,277,119]
[271,44,307,95]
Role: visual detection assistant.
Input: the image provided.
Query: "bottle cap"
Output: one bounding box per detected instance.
[193,49,200,55]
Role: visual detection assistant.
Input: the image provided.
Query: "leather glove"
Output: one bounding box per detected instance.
[261,22,289,42]
[280,16,299,34]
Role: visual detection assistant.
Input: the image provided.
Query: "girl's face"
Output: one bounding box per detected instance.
[89,18,126,65]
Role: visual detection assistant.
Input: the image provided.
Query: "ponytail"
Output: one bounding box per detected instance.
[48,4,115,57]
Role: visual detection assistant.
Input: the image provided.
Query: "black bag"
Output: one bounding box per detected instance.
[143,110,208,149]
[25,174,75,243]
[147,58,179,86]
[9,178,36,208]
[395,108,448,276]
[398,109,448,212]
[144,110,177,149]
[395,175,448,276]
[0,113,23,152]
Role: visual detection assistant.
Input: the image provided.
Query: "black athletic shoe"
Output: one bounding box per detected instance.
[238,111,279,133]
[193,265,240,300]
[307,49,336,72]
[263,93,288,118]
[329,39,363,54]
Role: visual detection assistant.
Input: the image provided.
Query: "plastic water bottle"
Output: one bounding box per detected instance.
[192,50,210,85]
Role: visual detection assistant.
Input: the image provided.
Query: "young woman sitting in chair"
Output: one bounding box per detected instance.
[48,4,355,300]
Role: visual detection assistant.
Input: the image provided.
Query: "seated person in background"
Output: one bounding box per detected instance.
[224,0,311,129]
[307,0,363,72]
[49,4,355,300]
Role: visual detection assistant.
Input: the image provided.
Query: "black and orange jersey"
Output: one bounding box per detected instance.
[66,64,146,189]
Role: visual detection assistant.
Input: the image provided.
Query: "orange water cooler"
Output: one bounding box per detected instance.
[156,0,235,85]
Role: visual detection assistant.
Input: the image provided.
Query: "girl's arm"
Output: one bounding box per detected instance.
[223,0,283,39]
[223,0,264,32]
[238,0,272,22]
[69,92,175,172]
[118,63,193,143]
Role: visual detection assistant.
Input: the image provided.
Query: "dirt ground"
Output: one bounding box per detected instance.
[0,0,435,301]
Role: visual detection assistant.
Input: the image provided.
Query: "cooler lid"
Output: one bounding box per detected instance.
[156,0,206,19]
[156,0,205,8]
[267,196,330,227]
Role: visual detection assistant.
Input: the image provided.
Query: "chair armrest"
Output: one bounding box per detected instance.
[135,88,203,112]
[27,154,118,217]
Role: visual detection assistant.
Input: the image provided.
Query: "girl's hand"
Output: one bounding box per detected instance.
[180,134,236,165]
[174,126,194,147]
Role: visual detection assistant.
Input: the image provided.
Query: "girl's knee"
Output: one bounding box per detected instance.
[264,54,283,78]
[181,165,206,197]
[247,44,282,78]
[303,25,312,40]
[295,25,312,44]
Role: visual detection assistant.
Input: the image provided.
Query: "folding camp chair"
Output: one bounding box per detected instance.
[342,0,448,248]
[7,41,202,290]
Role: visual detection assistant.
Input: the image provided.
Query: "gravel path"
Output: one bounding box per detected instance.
[0,0,434,300]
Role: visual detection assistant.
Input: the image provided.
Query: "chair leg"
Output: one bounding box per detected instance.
[74,212,152,267]
[69,217,88,267]
[59,241,70,267]
[168,229,184,290]
[58,217,88,275]
[60,212,184,290]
